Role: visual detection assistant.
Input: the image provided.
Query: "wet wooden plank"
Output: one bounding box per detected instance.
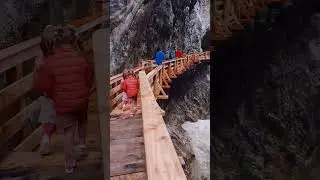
[110,118,142,130]
[110,128,143,140]
[110,137,143,146]
[110,159,145,177]
[110,138,145,163]
[110,172,146,180]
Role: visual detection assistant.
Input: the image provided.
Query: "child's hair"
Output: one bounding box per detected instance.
[123,69,129,79]
[128,69,136,77]
[56,24,85,54]
[40,24,85,57]
[40,25,58,57]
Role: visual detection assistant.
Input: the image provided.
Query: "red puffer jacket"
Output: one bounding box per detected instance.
[121,75,139,98]
[175,50,183,58]
[35,47,93,114]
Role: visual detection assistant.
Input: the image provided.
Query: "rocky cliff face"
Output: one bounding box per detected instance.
[110,0,210,74]
[213,1,320,179]
[163,62,210,179]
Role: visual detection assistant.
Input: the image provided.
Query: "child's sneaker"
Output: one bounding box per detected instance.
[40,135,51,156]
[65,162,75,174]
[122,104,126,111]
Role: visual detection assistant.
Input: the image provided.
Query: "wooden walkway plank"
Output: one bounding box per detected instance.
[110,109,146,178]
[110,172,146,180]
[139,71,186,180]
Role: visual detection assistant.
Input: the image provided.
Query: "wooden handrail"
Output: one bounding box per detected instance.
[139,71,187,180]
[0,15,106,72]
[109,51,210,110]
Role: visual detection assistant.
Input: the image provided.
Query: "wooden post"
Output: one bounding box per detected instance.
[16,64,25,110]
[92,29,109,179]
[159,67,163,90]
[174,59,178,75]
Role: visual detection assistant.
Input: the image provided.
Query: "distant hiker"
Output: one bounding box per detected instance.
[169,49,175,60]
[155,48,165,65]
[175,49,183,58]
[121,69,139,117]
[166,49,170,60]
[35,24,94,173]
[121,69,129,110]
[33,25,58,157]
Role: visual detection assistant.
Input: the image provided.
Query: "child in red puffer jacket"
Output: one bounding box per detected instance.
[121,69,139,116]
[35,24,93,173]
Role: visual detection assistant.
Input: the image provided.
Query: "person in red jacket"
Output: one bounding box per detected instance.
[175,49,184,58]
[121,69,139,117]
[35,25,93,173]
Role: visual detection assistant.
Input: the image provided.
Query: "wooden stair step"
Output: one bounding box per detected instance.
[110,172,146,180]
[110,137,144,146]
[110,118,142,130]
[110,129,143,140]
[110,138,145,163]
[110,159,145,177]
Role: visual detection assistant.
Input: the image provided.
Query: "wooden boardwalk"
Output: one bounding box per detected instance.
[110,106,146,179]
[107,51,210,180]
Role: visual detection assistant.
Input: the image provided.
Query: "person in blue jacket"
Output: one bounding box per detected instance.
[169,49,175,60]
[155,48,165,65]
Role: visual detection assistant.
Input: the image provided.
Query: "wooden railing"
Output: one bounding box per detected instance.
[137,51,210,180]
[0,13,106,153]
[109,51,210,110]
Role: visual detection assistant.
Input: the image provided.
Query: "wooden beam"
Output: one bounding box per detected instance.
[0,73,33,111]
[92,29,109,179]
[110,84,121,97]
[0,99,40,148]
[157,95,168,100]
[0,15,105,73]
[14,126,41,152]
[138,71,186,180]
[111,92,122,108]
[163,69,171,83]
[146,65,162,81]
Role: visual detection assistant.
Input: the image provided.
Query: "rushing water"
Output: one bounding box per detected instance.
[182,120,210,180]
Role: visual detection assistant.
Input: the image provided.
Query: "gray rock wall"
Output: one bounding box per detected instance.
[110,0,210,74]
